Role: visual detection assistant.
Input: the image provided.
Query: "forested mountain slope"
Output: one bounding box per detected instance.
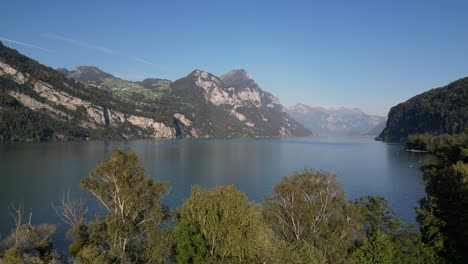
[0,42,309,141]
[378,78,468,142]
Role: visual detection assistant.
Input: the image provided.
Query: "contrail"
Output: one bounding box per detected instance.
[41,33,159,67]
[41,33,119,55]
[132,56,158,67]
[0,37,51,52]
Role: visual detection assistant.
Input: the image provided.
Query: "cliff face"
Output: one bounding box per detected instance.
[0,53,176,140]
[378,78,468,142]
[0,42,309,141]
[168,70,310,138]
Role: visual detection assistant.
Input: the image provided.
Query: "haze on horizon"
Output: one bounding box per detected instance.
[2,0,468,116]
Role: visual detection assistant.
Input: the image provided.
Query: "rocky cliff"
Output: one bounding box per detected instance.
[0,50,177,140]
[0,42,310,141]
[166,69,310,137]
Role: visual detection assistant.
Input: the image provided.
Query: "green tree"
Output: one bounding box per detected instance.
[0,203,61,264]
[69,149,173,263]
[418,158,468,262]
[263,169,362,263]
[174,185,278,263]
[353,196,436,263]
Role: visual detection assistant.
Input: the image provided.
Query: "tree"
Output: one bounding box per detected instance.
[353,196,436,263]
[408,133,468,262]
[0,203,61,264]
[174,185,277,263]
[263,169,362,263]
[70,149,173,263]
[417,150,468,262]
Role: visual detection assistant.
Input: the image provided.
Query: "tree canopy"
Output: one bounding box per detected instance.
[0,148,463,263]
[379,78,467,142]
[414,133,468,263]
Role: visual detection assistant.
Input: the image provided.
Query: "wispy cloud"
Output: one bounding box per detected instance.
[131,56,158,67]
[0,37,51,52]
[41,33,158,67]
[41,33,119,55]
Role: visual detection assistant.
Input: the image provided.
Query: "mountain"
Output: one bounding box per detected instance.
[168,69,311,137]
[58,66,167,104]
[61,66,310,138]
[378,77,468,142]
[288,103,386,136]
[0,42,309,141]
[57,66,114,82]
[0,43,182,141]
[60,66,310,138]
[220,69,256,88]
[367,121,386,136]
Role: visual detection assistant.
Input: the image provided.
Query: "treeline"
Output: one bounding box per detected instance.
[407,133,468,159]
[1,144,465,263]
[0,42,184,142]
[378,77,467,142]
[410,133,468,262]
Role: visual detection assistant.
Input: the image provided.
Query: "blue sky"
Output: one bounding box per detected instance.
[2,0,468,115]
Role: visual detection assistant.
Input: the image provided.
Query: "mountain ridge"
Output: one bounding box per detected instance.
[288,103,386,136]
[0,43,309,141]
[378,77,467,142]
[57,65,115,82]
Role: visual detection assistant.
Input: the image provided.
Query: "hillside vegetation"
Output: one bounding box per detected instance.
[0,42,310,141]
[379,78,467,142]
[407,133,468,262]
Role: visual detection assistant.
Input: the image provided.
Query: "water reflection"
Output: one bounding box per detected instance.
[0,137,427,242]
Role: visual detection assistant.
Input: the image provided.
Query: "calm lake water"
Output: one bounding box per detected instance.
[0,137,429,246]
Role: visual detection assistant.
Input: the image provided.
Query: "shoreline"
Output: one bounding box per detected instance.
[406,148,429,153]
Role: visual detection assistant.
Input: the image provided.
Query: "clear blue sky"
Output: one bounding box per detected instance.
[2,0,468,116]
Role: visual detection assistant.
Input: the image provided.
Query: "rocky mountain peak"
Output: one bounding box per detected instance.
[220,69,258,90]
[221,69,251,81]
[186,69,218,82]
[289,103,312,113]
[56,68,71,76]
[0,43,311,140]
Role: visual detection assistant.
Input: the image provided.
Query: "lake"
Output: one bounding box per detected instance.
[0,137,429,246]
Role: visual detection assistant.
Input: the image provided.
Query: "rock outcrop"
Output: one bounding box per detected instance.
[0,42,310,141]
[172,69,310,137]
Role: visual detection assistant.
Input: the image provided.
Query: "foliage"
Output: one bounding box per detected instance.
[0,44,164,141]
[407,133,468,163]
[263,169,362,263]
[1,42,310,141]
[71,149,173,263]
[352,196,436,263]
[137,78,172,91]
[0,204,61,264]
[0,84,92,142]
[174,185,275,263]
[0,148,456,263]
[379,78,468,142]
[414,133,468,263]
